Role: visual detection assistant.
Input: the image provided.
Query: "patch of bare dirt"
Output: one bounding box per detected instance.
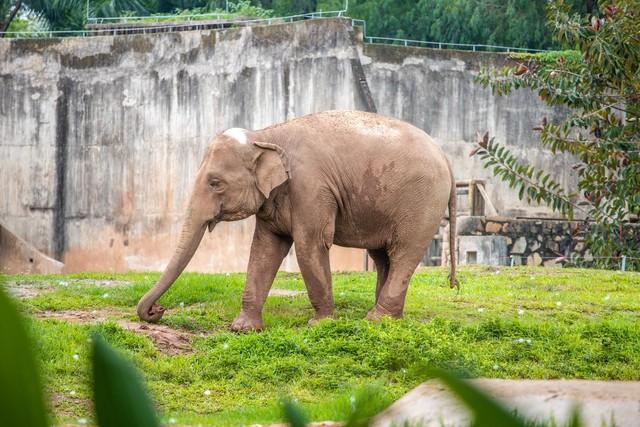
[35,309,193,355]
[116,320,193,355]
[49,392,92,419]
[71,278,132,287]
[3,280,54,299]
[269,288,306,297]
[36,308,130,323]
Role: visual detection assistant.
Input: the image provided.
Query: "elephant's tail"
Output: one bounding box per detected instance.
[448,168,458,289]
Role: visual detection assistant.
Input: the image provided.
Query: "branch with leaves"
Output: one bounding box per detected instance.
[470,132,581,218]
[474,0,640,270]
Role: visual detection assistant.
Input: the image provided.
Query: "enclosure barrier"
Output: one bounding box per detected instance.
[0,8,546,54]
[501,254,636,271]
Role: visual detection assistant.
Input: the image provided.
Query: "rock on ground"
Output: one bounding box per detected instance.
[372,379,640,427]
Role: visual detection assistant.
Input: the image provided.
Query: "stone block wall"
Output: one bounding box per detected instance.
[444,216,591,266]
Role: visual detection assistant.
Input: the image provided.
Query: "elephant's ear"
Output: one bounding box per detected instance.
[253,141,291,199]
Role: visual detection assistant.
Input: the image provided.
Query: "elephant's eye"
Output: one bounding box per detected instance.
[209,179,225,191]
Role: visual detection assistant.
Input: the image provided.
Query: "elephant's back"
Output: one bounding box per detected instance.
[271,110,445,162]
[279,110,450,198]
[259,110,451,192]
[307,111,446,174]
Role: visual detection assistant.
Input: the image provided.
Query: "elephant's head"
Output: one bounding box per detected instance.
[137,129,290,322]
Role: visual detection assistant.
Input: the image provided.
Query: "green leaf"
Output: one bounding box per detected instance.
[91,333,159,427]
[0,285,49,427]
[429,368,526,427]
[344,385,386,427]
[281,398,308,427]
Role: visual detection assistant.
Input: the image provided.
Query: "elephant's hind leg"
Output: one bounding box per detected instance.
[365,242,428,320]
[367,248,390,303]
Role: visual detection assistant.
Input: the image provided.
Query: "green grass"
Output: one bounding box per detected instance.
[2,266,639,426]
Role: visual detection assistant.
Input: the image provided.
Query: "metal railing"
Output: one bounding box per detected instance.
[350,18,545,53]
[0,10,347,38]
[0,0,547,53]
[86,8,346,25]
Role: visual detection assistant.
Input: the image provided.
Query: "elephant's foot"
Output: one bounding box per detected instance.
[140,304,166,323]
[365,304,401,321]
[230,311,264,332]
[307,312,334,326]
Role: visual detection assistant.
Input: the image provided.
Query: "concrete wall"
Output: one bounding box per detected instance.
[1,18,371,272]
[0,18,571,273]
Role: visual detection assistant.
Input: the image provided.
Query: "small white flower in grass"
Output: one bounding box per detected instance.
[526,339,532,345]
[339,292,346,297]
[179,301,185,308]
[72,354,80,361]
[222,343,229,350]
[492,364,500,370]
[168,418,177,424]
[78,418,88,425]
[477,308,485,313]
[349,394,356,409]
[203,389,212,396]
[604,294,611,301]
[70,390,76,396]
[516,338,525,344]
[518,309,525,316]
[556,301,562,307]
[59,281,69,287]
[102,293,109,298]
[225,273,230,277]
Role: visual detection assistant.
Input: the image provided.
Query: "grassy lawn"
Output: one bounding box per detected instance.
[2,266,640,426]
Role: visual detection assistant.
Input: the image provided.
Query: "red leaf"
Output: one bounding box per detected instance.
[514,63,529,76]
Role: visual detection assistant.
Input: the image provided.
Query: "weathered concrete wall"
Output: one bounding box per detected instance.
[0,18,572,273]
[1,19,370,272]
[361,44,573,218]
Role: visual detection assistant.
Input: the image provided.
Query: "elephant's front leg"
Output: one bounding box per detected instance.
[231,219,292,332]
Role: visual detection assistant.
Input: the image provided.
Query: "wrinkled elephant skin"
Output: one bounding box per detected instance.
[136,111,457,331]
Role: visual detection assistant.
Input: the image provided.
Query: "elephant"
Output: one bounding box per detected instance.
[136,110,457,331]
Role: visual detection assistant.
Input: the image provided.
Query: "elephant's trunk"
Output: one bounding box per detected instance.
[137,214,212,322]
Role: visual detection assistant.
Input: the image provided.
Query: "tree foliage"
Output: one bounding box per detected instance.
[341,0,592,50]
[0,0,159,33]
[473,0,640,270]
[3,0,595,48]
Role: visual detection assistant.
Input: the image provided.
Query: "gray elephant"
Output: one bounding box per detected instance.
[137,110,457,331]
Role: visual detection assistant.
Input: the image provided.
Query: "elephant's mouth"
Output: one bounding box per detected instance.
[207,220,216,232]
